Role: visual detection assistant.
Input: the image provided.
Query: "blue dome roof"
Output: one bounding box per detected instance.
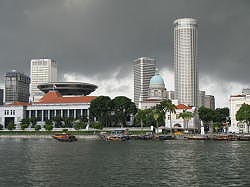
[150,74,165,85]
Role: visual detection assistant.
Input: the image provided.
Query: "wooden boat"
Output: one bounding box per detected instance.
[186,135,208,140]
[238,135,250,141]
[212,135,238,141]
[52,133,77,142]
[157,135,176,140]
[99,130,129,141]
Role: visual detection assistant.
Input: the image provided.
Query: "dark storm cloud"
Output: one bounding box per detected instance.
[0,0,250,85]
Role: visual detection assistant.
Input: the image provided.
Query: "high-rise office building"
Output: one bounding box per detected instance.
[174,18,199,107]
[30,59,57,101]
[133,57,156,107]
[204,95,215,110]
[198,90,206,107]
[5,70,30,103]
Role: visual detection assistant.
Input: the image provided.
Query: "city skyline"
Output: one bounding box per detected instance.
[0,0,250,107]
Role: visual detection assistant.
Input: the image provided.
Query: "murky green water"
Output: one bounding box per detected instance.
[0,139,250,186]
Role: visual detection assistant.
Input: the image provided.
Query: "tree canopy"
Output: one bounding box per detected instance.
[236,103,250,133]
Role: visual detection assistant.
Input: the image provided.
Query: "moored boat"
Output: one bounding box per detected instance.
[238,135,250,141]
[186,135,208,140]
[52,133,77,142]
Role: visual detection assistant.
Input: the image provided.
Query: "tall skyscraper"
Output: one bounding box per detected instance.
[31,59,57,101]
[133,57,156,107]
[5,70,30,103]
[204,95,215,110]
[174,18,199,107]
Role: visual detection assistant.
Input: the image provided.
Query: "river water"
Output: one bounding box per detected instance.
[0,139,250,186]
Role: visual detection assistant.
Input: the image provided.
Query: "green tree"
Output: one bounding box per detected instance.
[236,103,250,133]
[214,108,229,123]
[198,106,216,131]
[160,99,176,134]
[152,109,160,133]
[44,120,53,131]
[7,122,16,130]
[20,119,30,130]
[34,125,41,131]
[90,96,112,127]
[179,110,193,131]
[112,96,137,127]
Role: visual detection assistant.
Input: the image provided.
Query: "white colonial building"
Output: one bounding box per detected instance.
[139,70,167,109]
[165,104,198,132]
[229,91,250,133]
[0,91,96,128]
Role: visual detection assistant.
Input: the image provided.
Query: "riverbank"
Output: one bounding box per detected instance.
[0,134,99,139]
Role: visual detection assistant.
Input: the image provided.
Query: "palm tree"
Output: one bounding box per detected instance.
[179,110,193,132]
[160,99,176,135]
[135,109,145,129]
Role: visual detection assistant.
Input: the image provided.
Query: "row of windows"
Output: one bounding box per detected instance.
[4,110,15,115]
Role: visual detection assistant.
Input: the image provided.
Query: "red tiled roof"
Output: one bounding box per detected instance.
[35,91,96,104]
[6,102,31,106]
[175,104,192,110]
[36,91,96,104]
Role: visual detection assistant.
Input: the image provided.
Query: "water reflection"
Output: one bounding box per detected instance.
[0,139,250,186]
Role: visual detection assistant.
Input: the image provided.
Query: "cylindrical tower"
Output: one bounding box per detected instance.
[174,18,198,107]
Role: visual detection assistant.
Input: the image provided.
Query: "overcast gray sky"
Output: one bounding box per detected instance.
[0,0,250,107]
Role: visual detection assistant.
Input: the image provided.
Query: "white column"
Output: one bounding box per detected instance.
[35,110,38,118]
[61,110,63,118]
[42,110,44,121]
[74,109,76,119]
[67,110,69,118]
[48,110,50,120]
[80,109,83,118]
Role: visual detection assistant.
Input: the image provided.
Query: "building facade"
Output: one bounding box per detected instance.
[0,89,3,105]
[5,70,30,104]
[133,57,156,107]
[174,18,199,107]
[204,95,215,110]
[165,104,198,131]
[139,70,167,109]
[229,91,250,133]
[31,59,57,102]
[0,91,96,128]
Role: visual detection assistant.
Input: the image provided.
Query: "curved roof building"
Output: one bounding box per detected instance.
[37,82,97,96]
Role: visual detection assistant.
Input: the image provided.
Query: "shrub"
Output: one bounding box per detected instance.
[0,124,3,130]
[34,125,41,131]
[7,122,16,130]
[20,123,29,130]
[44,120,53,131]
[91,122,102,129]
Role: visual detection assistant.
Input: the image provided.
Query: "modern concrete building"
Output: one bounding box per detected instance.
[174,18,199,107]
[31,59,57,102]
[204,95,215,110]
[229,89,250,133]
[5,70,30,104]
[133,57,156,107]
[166,91,175,100]
[139,70,167,109]
[198,91,206,107]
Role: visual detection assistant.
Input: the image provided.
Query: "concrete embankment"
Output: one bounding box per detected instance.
[0,135,99,139]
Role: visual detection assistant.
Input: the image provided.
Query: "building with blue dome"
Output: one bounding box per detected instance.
[139,69,167,109]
